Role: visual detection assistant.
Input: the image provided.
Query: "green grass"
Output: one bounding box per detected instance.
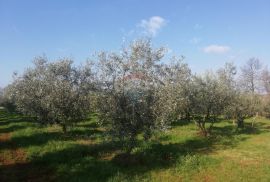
[1,108,270,182]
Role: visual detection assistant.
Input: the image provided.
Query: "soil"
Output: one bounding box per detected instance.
[0,132,55,182]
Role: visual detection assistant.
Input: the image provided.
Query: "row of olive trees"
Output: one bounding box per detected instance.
[1,38,269,152]
[260,65,270,118]
[3,57,95,132]
[237,58,270,126]
[0,87,3,106]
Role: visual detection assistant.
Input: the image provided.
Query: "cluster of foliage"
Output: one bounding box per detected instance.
[0,86,16,112]
[0,87,3,106]
[95,40,192,151]
[2,39,270,151]
[261,68,270,118]
[5,57,95,132]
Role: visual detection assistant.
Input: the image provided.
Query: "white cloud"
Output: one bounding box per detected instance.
[138,16,166,36]
[203,45,231,54]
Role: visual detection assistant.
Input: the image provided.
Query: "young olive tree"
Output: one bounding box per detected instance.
[9,57,95,132]
[0,87,3,106]
[261,68,270,94]
[260,68,270,118]
[189,72,227,136]
[227,92,261,128]
[217,63,239,119]
[96,39,173,152]
[154,57,192,122]
[262,95,270,118]
[0,85,17,112]
[219,62,261,128]
[185,63,239,136]
[236,59,263,127]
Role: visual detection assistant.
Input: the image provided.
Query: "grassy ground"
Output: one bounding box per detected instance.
[1,108,270,182]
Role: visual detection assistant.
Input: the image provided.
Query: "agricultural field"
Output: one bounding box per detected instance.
[1,1,270,182]
[1,108,270,182]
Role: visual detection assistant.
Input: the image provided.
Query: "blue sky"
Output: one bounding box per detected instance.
[1,0,270,87]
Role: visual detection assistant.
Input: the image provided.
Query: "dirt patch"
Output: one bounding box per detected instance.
[0,132,55,181]
[0,133,12,165]
[0,132,27,165]
[0,133,11,142]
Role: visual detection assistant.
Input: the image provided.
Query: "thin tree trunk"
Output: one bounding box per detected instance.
[62,124,67,133]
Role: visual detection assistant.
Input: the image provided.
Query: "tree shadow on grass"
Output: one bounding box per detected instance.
[0,112,104,151]
[22,142,185,181]
[23,141,123,182]
[28,120,266,181]
[212,122,267,137]
[26,133,245,182]
[0,127,104,151]
[0,125,29,134]
[0,162,55,182]
[171,119,191,127]
[0,114,35,126]
[3,137,116,181]
[0,131,64,151]
[77,122,99,128]
[171,117,224,128]
[68,128,104,140]
[1,108,268,181]
[246,121,270,132]
[0,125,258,182]
[204,121,268,150]
[2,132,219,181]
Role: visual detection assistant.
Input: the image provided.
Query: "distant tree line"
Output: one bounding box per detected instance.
[0,39,270,152]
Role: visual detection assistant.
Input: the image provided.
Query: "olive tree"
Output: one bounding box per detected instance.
[0,85,17,112]
[189,63,237,136]
[96,39,175,152]
[261,68,270,118]
[261,68,270,94]
[9,57,95,132]
[217,63,239,119]
[262,95,270,118]
[237,58,263,127]
[219,62,261,128]
[189,69,233,136]
[154,57,192,122]
[228,92,261,128]
[0,87,3,106]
